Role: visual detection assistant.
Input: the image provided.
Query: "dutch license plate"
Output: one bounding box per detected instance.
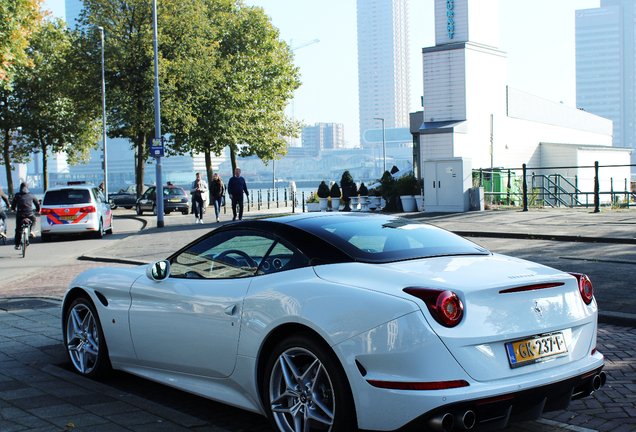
[169,199,181,202]
[505,332,568,368]
[60,215,77,221]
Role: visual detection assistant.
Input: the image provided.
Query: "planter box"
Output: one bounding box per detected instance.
[331,197,340,212]
[319,197,329,212]
[306,202,320,212]
[400,195,417,212]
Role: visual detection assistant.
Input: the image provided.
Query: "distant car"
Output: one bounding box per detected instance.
[61,213,605,432]
[136,185,189,215]
[40,182,113,242]
[108,184,150,209]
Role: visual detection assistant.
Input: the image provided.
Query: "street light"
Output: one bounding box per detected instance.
[374,118,386,174]
[98,26,108,200]
[152,0,164,228]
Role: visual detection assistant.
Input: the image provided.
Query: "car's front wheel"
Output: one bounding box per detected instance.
[264,335,357,432]
[63,296,111,379]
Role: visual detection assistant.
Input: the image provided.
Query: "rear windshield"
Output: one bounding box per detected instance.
[291,215,489,263]
[163,187,185,196]
[43,189,92,205]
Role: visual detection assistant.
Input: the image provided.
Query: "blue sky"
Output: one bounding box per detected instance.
[43,0,600,147]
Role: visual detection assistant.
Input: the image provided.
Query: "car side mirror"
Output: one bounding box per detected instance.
[146,260,171,281]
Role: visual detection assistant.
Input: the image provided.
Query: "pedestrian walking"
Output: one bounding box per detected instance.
[227,167,249,221]
[210,173,225,223]
[190,172,208,224]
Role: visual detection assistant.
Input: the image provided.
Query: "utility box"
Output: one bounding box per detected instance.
[423,158,472,212]
[469,187,485,211]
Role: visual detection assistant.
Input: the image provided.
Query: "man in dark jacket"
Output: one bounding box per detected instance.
[11,182,40,249]
[227,167,249,221]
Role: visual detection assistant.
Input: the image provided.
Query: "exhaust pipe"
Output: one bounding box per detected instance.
[428,412,454,432]
[590,371,607,393]
[454,410,476,430]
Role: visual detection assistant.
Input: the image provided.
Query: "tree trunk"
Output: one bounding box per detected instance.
[135,132,146,198]
[204,141,213,184]
[41,139,49,192]
[230,146,237,173]
[2,128,14,196]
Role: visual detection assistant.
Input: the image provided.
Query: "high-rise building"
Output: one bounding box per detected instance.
[301,123,345,155]
[356,0,411,148]
[575,1,636,166]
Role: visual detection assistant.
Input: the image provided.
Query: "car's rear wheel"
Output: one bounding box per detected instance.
[63,296,111,379]
[264,334,357,432]
[136,204,143,215]
[124,206,132,210]
[94,219,104,239]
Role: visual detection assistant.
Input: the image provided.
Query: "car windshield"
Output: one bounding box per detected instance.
[163,187,185,196]
[290,215,489,263]
[43,189,91,205]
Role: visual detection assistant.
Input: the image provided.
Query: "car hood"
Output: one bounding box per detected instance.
[314,253,597,381]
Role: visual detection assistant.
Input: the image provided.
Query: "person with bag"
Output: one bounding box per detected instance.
[210,173,225,223]
[190,172,208,224]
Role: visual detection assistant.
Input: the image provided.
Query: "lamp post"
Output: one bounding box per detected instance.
[152,0,164,228]
[374,118,386,174]
[98,26,108,200]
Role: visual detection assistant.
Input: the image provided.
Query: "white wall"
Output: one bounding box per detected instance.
[422,48,466,122]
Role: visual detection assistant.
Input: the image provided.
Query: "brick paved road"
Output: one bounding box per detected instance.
[1,301,634,431]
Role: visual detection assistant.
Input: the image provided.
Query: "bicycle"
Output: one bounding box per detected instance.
[18,218,33,258]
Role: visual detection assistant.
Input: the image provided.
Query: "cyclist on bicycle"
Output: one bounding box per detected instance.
[11,182,40,250]
[0,187,9,239]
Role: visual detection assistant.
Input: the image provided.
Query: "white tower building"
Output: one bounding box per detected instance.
[356,0,411,148]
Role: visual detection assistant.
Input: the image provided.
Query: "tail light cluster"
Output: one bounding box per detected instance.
[40,208,54,215]
[403,288,464,327]
[79,206,96,213]
[569,273,594,305]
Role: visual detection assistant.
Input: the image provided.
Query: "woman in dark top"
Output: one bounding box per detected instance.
[211,173,225,223]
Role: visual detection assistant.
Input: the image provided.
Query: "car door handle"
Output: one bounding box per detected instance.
[224,304,237,316]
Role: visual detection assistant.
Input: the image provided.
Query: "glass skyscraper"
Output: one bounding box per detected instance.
[356,0,411,148]
[576,1,636,166]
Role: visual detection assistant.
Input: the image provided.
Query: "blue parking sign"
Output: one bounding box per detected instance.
[151,138,164,157]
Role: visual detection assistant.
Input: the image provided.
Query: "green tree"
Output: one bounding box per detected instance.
[13,18,101,191]
[75,0,221,197]
[0,0,44,88]
[169,1,302,181]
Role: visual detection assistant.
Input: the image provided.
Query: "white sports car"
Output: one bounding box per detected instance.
[62,213,605,432]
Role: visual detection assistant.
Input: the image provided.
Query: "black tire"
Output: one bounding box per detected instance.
[41,233,51,243]
[263,334,357,432]
[21,229,27,258]
[136,204,143,215]
[63,296,111,379]
[124,206,133,210]
[95,219,104,239]
[109,202,117,210]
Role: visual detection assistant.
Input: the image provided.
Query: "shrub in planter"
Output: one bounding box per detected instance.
[358,183,368,196]
[330,182,341,198]
[396,173,418,196]
[378,171,398,211]
[340,170,356,211]
[317,181,330,198]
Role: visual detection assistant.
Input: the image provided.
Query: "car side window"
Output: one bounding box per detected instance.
[260,240,310,274]
[170,230,276,279]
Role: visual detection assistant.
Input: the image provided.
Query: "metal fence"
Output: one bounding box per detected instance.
[473,162,636,213]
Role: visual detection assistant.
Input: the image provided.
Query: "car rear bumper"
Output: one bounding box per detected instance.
[41,215,100,234]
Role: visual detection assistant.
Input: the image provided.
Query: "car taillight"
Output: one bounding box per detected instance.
[569,273,594,305]
[403,288,464,327]
[79,206,96,213]
[40,208,54,215]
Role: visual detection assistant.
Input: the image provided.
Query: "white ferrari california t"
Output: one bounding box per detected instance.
[62,213,605,432]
